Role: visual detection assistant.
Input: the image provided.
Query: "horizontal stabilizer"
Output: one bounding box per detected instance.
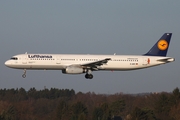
[157,58,175,62]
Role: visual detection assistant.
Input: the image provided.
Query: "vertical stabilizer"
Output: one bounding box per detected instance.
[144,33,172,56]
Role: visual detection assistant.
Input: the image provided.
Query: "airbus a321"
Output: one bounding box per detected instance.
[5,33,175,79]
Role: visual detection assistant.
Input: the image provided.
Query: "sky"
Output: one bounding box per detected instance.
[0,1,180,94]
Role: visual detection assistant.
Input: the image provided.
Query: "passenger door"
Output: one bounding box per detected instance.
[22,56,27,64]
[56,56,61,64]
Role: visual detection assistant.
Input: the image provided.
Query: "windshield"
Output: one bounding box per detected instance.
[11,57,18,60]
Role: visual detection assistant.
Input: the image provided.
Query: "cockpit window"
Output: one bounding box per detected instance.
[11,57,18,60]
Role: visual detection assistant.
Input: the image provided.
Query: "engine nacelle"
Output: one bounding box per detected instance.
[62,67,86,74]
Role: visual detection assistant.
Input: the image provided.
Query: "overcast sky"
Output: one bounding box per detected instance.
[0,1,179,94]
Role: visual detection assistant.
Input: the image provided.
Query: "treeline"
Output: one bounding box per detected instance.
[0,88,75,101]
[0,87,180,120]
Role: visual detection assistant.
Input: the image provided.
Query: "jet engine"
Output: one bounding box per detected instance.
[62,67,86,74]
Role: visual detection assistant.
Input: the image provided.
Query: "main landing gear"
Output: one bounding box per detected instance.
[85,74,93,79]
[85,69,93,79]
[22,69,26,78]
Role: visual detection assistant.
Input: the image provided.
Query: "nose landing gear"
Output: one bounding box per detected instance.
[22,69,26,78]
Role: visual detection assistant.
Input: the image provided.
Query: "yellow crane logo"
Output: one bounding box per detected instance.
[157,40,168,50]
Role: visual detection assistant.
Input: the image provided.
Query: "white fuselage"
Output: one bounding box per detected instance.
[5,54,174,71]
[4,33,175,79]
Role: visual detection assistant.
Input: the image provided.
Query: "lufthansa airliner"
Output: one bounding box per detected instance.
[5,33,175,79]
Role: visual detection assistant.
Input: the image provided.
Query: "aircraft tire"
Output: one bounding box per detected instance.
[85,74,89,79]
[89,74,93,79]
[22,74,26,78]
[85,74,93,79]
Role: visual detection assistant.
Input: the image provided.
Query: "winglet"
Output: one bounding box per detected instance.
[144,33,172,56]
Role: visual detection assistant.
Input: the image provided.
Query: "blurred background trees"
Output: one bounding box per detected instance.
[0,87,180,120]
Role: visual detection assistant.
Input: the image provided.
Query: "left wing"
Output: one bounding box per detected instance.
[81,58,111,70]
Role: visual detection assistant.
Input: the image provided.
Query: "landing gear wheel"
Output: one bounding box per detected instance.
[22,69,26,78]
[89,74,93,79]
[85,74,93,79]
[22,74,26,78]
[85,74,89,79]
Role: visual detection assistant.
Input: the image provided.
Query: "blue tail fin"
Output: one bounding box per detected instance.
[144,33,172,56]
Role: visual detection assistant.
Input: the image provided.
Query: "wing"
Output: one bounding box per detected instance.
[81,58,111,70]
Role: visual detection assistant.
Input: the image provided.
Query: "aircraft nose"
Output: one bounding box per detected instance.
[5,60,11,67]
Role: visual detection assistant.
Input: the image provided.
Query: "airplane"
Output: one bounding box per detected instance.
[5,33,175,79]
